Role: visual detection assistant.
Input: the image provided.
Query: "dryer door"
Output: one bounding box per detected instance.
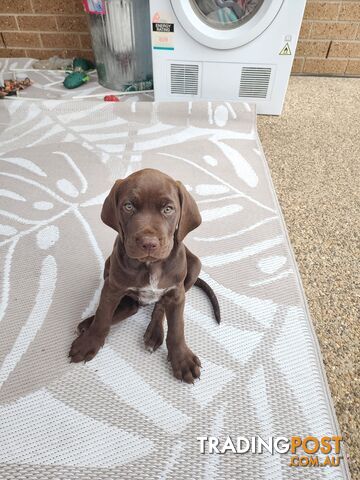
[171,0,284,49]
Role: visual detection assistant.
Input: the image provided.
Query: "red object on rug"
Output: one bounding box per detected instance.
[104,95,120,102]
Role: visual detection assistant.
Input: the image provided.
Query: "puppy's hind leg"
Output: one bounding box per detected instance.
[144,302,165,352]
[77,296,139,334]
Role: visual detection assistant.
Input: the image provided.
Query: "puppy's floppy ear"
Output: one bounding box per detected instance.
[176,181,202,242]
[101,180,123,235]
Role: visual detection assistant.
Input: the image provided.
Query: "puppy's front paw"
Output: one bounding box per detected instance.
[144,320,164,352]
[168,347,201,384]
[69,330,104,363]
[77,315,94,334]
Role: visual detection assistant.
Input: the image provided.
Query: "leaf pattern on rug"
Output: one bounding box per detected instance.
[0,71,347,480]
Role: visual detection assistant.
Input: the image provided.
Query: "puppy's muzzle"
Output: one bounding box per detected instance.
[136,235,160,256]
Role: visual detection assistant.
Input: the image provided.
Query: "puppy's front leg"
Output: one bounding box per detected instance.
[165,288,201,384]
[69,278,124,363]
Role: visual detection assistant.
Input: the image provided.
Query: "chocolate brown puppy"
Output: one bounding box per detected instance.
[69,168,220,383]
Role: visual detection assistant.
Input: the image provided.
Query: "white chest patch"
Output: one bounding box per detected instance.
[128,274,175,306]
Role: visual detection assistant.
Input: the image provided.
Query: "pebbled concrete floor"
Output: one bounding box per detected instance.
[258,76,360,478]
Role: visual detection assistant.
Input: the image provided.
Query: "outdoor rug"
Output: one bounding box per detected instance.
[0,99,350,479]
[0,57,152,102]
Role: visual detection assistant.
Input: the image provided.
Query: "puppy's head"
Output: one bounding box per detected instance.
[101,168,201,262]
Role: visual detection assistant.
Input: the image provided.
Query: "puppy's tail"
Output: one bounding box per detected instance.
[195,278,221,324]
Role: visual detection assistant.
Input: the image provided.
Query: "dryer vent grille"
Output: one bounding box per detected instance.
[171,63,199,95]
[239,67,272,99]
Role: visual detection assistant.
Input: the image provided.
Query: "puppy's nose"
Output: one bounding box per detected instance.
[138,236,159,252]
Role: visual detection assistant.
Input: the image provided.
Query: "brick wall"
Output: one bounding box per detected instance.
[0,0,93,61]
[0,0,359,76]
[294,0,360,76]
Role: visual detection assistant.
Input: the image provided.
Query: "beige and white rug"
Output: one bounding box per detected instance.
[0,57,151,102]
[0,99,350,479]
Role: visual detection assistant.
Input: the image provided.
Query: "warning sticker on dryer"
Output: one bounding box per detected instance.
[152,12,174,50]
[279,43,292,55]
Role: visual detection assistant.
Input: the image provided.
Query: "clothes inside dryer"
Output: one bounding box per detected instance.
[193,0,264,28]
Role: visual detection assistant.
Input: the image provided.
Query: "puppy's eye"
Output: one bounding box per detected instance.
[123,202,134,213]
[162,205,174,215]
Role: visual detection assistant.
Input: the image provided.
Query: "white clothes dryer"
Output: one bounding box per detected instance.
[149,0,307,114]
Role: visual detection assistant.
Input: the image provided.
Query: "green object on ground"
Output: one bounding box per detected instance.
[61,57,95,89]
[124,79,153,92]
[63,71,90,89]
[73,57,96,71]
